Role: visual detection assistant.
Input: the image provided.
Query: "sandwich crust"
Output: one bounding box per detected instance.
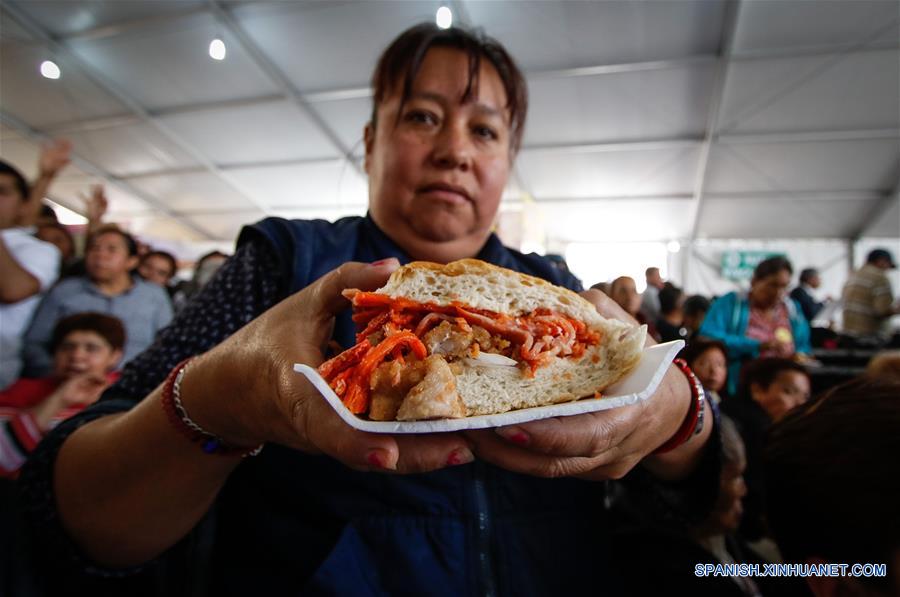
[379,259,605,325]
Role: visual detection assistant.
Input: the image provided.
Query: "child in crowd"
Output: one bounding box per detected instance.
[682,339,729,403]
[722,359,811,544]
[1,312,124,477]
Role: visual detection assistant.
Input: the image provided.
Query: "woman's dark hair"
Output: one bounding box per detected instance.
[752,255,793,282]
[141,250,177,277]
[658,285,683,315]
[0,160,29,200]
[87,224,138,257]
[370,22,528,154]
[736,358,808,402]
[764,377,900,589]
[50,312,126,352]
[680,338,727,368]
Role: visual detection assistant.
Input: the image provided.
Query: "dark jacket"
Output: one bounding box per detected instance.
[788,286,823,324]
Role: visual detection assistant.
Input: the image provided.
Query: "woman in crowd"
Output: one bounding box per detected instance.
[22,224,172,375]
[722,358,810,544]
[20,24,718,595]
[699,256,811,396]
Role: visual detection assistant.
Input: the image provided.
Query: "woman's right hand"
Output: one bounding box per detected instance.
[182,259,473,474]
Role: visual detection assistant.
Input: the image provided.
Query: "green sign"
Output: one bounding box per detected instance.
[721,251,784,281]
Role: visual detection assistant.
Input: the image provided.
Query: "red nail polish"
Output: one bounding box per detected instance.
[367,451,384,468]
[370,258,393,267]
[446,449,472,466]
[509,432,529,445]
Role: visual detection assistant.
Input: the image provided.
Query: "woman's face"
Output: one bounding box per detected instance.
[751,370,811,421]
[750,270,791,309]
[692,347,727,393]
[85,232,137,283]
[365,47,512,258]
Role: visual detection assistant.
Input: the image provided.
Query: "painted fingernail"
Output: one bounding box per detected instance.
[367,450,387,469]
[446,448,474,466]
[496,427,529,446]
[370,258,396,267]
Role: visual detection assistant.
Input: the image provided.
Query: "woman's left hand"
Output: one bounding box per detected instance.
[464,289,705,481]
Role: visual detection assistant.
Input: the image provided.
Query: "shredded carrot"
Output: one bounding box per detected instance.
[342,332,427,414]
[318,339,371,381]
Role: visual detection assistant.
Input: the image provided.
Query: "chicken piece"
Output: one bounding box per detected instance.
[472,325,513,356]
[368,359,426,421]
[397,355,466,421]
[423,320,474,359]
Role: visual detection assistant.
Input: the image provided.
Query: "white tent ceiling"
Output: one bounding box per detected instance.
[1,0,898,249]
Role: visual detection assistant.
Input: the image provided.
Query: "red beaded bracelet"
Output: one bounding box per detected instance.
[161,358,263,457]
[652,358,706,454]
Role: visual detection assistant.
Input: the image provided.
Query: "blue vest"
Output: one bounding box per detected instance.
[215,216,621,596]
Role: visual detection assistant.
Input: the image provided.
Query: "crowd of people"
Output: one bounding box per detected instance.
[598,257,899,595]
[1,144,228,479]
[0,22,899,597]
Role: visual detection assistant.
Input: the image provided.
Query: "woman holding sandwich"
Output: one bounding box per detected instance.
[20,24,719,595]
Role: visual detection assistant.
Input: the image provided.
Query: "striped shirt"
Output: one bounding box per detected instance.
[841,264,895,336]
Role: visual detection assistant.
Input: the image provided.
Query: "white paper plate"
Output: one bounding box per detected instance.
[294,340,684,434]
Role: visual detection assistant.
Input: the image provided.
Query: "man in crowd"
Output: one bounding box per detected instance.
[23,225,172,375]
[841,249,899,338]
[641,266,665,322]
[0,142,71,389]
[790,267,825,324]
[137,250,178,291]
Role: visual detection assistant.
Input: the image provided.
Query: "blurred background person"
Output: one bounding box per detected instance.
[640,266,665,322]
[841,248,899,340]
[35,221,76,272]
[1,313,123,478]
[723,358,811,545]
[865,350,900,381]
[700,256,810,395]
[765,376,900,597]
[656,284,687,343]
[22,225,171,376]
[610,275,642,319]
[137,250,178,293]
[682,295,711,342]
[0,158,63,390]
[171,250,229,312]
[789,268,825,325]
[613,417,802,596]
[681,339,729,404]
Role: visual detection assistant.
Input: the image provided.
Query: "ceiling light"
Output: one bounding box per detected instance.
[667,240,681,253]
[40,60,61,79]
[436,6,452,29]
[209,38,226,61]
